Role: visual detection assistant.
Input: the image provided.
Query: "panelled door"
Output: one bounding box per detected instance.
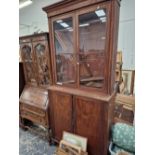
[50,91,73,141]
[20,43,37,86]
[32,40,52,86]
[74,96,108,155]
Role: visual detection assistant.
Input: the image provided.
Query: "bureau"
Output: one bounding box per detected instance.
[20,86,51,143]
[19,33,52,143]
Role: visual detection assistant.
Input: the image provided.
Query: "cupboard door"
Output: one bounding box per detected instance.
[74,96,107,155]
[20,43,37,86]
[33,40,51,86]
[50,91,73,141]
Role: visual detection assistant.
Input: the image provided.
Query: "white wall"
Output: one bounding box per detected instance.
[19,0,62,35]
[118,0,135,70]
[19,0,135,70]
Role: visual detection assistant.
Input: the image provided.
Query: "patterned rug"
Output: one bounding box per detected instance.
[19,126,56,155]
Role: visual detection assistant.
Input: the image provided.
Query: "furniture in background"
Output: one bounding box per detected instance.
[20,86,51,141]
[43,0,120,154]
[19,33,52,143]
[19,62,25,97]
[115,51,123,83]
[111,94,135,155]
[19,62,25,127]
[119,70,135,95]
[114,94,135,125]
[114,51,135,96]
[19,33,52,87]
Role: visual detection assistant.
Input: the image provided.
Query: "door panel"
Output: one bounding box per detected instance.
[50,91,73,141]
[52,14,77,87]
[20,43,37,85]
[76,3,111,92]
[74,96,105,155]
[33,40,51,86]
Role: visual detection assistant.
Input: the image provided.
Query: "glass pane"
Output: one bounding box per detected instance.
[22,45,32,61]
[21,45,37,84]
[79,9,107,88]
[53,17,76,85]
[35,43,50,86]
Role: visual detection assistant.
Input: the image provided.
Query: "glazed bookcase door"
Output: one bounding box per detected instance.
[33,41,51,87]
[52,14,77,87]
[76,4,110,91]
[20,43,37,86]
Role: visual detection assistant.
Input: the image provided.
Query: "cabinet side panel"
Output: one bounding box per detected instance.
[74,96,108,155]
[108,0,120,94]
[108,94,115,132]
[19,62,25,97]
[49,91,73,141]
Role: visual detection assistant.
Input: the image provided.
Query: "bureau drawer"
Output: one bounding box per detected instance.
[20,103,46,116]
[20,110,48,127]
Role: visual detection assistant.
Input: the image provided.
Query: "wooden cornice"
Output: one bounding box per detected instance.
[42,0,112,17]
